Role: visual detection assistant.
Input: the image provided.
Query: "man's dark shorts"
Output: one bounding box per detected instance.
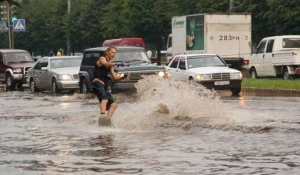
[92,81,115,107]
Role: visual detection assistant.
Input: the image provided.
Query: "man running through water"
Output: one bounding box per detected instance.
[92,46,128,125]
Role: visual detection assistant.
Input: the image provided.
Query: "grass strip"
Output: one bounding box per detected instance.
[242,79,300,90]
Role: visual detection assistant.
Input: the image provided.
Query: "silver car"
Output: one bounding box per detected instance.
[27,56,82,93]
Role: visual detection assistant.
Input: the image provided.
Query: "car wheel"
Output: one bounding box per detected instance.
[107,80,116,94]
[80,78,88,94]
[5,74,16,90]
[231,87,241,96]
[30,79,39,92]
[52,78,61,94]
[249,68,257,79]
[188,77,194,82]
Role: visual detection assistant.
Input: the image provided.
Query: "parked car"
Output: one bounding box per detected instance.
[0,49,35,90]
[79,46,168,94]
[26,56,82,93]
[102,38,146,49]
[165,54,243,96]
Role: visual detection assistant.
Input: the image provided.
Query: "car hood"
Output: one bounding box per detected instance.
[115,63,166,72]
[189,66,241,74]
[6,62,34,68]
[51,67,80,74]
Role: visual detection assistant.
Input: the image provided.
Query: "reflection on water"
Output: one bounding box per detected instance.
[0,77,300,174]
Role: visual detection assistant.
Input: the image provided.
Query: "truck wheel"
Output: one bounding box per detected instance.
[107,80,116,94]
[52,78,61,93]
[80,78,88,94]
[231,87,241,96]
[5,74,17,90]
[283,69,294,80]
[249,68,257,79]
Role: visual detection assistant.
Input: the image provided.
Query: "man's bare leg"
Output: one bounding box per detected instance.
[100,99,108,114]
[107,102,117,118]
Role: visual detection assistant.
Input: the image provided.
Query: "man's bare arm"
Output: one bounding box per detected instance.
[97,56,118,68]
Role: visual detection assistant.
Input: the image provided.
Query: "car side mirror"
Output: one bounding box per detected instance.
[227,63,232,67]
[41,67,48,71]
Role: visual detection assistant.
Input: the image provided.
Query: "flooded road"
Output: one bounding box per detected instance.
[1,77,300,174]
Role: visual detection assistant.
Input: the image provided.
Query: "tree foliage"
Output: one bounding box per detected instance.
[1,0,300,54]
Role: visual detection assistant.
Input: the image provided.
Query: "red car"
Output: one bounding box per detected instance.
[0,49,35,90]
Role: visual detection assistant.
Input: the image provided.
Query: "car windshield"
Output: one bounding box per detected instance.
[114,50,150,63]
[5,52,34,63]
[50,58,82,69]
[187,55,227,68]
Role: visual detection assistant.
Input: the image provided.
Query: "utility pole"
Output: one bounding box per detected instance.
[229,0,234,11]
[5,1,12,49]
[67,0,71,55]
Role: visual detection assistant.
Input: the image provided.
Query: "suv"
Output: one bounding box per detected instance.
[79,46,168,94]
[0,49,35,90]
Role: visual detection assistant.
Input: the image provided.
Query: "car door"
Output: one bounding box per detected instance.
[251,40,267,76]
[31,59,44,88]
[40,58,51,89]
[177,57,189,81]
[263,39,276,76]
[166,57,180,80]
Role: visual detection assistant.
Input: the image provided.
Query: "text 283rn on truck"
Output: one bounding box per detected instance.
[166,14,252,70]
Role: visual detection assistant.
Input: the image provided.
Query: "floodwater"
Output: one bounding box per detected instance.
[1,77,300,175]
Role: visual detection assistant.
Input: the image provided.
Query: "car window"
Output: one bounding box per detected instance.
[82,51,104,66]
[41,59,48,68]
[50,58,82,69]
[256,40,266,54]
[114,49,150,62]
[170,57,179,68]
[179,59,186,70]
[187,55,226,68]
[4,52,34,64]
[266,39,274,53]
[282,38,300,48]
[33,59,44,70]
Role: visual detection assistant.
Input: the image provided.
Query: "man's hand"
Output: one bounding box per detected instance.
[121,73,129,80]
[116,62,130,67]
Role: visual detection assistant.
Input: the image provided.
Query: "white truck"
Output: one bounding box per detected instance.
[166,14,252,70]
[243,35,300,79]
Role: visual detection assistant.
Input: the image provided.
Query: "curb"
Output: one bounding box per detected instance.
[241,87,300,97]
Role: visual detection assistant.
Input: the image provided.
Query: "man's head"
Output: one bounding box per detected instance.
[105,46,117,61]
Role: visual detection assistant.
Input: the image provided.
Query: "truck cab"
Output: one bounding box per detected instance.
[244,35,300,79]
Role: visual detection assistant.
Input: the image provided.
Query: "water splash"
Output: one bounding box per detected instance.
[113,76,232,131]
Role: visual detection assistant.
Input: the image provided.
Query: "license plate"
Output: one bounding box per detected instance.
[214,81,230,85]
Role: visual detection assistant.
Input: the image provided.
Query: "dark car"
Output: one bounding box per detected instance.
[0,49,35,90]
[79,46,168,94]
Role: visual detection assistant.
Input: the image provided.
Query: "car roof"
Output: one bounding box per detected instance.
[175,53,218,57]
[84,46,145,52]
[42,56,82,59]
[0,49,29,53]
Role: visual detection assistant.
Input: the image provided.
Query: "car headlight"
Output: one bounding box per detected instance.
[196,74,211,80]
[157,71,169,78]
[231,72,242,79]
[13,68,22,73]
[58,74,72,80]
